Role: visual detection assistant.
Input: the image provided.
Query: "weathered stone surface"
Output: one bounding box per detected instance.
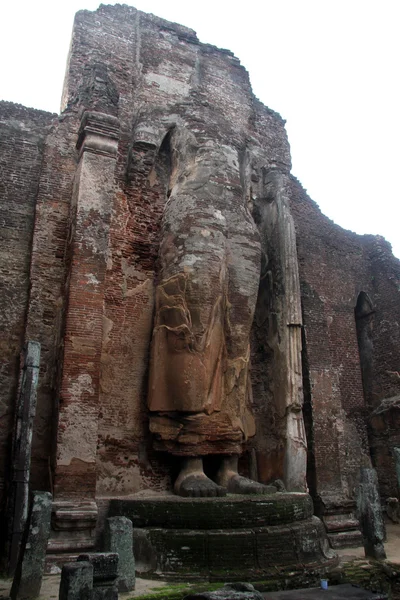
[59,562,93,600]
[386,497,399,523]
[6,342,41,575]
[77,553,118,600]
[109,493,314,529]
[53,109,120,503]
[322,503,363,549]
[127,514,337,579]
[1,1,400,558]
[77,552,118,583]
[393,447,400,493]
[357,468,386,559]
[252,170,307,492]
[147,128,261,460]
[0,103,55,505]
[48,500,98,554]
[184,582,264,600]
[10,491,52,600]
[104,516,135,592]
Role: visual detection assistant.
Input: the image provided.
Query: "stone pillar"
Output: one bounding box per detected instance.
[50,111,119,553]
[255,169,307,492]
[6,341,41,575]
[104,517,135,592]
[10,491,52,600]
[357,467,386,560]
[393,447,400,494]
[280,182,307,492]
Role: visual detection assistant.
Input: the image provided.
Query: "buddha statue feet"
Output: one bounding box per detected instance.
[224,474,277,495]
[175,472,227,497]
[174,455,277,497]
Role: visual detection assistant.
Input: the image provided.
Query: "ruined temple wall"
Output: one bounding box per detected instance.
[362,237,400,404]
[0,5,296,513]
[289,176,400,500]
[289,177,372,501]
[24,111,83,493]
[0,102,55,504]
[57,5,294,496]
[360,236,400,498]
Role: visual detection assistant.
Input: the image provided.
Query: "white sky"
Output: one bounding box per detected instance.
[1,1,399,258]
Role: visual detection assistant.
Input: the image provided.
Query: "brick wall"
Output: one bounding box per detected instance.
[1,5,399,512]
[0,102,55,504]
[289,176,400,500]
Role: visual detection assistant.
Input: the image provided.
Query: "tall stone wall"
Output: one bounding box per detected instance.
[0,102,55,505]
[289,177,400,502]
[56,5,296,501]
[1,4,399,555]
[361,237,400,498]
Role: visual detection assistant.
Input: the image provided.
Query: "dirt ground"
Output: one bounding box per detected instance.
[0,523,399,599]
[336,522,400,562]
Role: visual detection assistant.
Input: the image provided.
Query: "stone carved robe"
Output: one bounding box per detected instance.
[148,128,261,456]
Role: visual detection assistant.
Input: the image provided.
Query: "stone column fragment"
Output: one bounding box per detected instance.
[357,467,386,559]
[59,562,93,600]
[254,169,307,491]
[104,516,135,592]
[6,341,41,575]
[393,447,400,494]
[10,491,52,600]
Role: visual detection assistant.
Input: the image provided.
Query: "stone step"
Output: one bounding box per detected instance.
[323,515,360,532]
[109,493,313,529]
[133,516,338,579]
[328,530,363,549]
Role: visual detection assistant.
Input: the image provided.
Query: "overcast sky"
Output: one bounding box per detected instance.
[1,1,399,258]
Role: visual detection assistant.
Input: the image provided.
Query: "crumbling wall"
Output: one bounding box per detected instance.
[59,5,295,496]
[289,176,400,501]
[1,5,399,525]
[0,102,55,505]
[361,237,400,498]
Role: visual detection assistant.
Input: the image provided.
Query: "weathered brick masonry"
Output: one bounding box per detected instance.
[0,4,399,554]
[0,102,56,502]
[289,178,400,504]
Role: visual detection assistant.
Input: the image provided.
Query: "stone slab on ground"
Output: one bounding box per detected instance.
[184,582,264,599]
[263,584,388,599]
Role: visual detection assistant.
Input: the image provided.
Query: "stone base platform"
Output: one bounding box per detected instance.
[108,493,338,580]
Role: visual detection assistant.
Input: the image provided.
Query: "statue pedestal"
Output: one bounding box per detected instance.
[108,493,338,580]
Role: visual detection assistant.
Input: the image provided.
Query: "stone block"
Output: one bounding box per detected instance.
[77,553,118,600]
[386,497,400,523]
[104,516,135,592]
[153,529,208,576]
[59,562,93,600]
[10,491,52,600]
[208,530,256,575]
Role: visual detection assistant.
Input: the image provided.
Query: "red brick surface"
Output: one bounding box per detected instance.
[1,6,399,522]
